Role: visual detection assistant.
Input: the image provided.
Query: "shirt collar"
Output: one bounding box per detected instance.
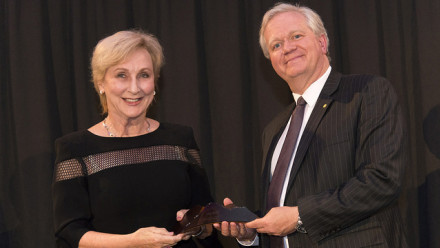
[292,66,332,108]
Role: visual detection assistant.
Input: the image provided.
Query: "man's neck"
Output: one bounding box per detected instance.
[287,60,330,95]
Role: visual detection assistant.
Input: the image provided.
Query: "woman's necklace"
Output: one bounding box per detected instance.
[102,118,115,137]
[102,118,151,137]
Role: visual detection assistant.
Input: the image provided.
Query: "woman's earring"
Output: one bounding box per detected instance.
[153,91,156,96]
[99,90,104,95]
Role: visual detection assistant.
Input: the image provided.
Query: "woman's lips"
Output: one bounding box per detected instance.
[123,97,143,105]
[124,98,141,102]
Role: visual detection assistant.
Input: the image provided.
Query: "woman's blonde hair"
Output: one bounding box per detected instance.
[91,30,165,114]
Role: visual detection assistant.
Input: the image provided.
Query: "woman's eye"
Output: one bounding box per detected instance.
[116,73,126,78]
[139,72,150,78]
[272,43,281,50]
[292,34,301,39]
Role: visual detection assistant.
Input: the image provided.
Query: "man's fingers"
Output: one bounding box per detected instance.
[245,218,262,229]
[213,223,221,230]
[217,221,241,238]
[246,218,274,234]
[176,209,189,221]
[229,222,240,236]
[220,221,232,236]
[238,223,248,237]
[223,197,234,206]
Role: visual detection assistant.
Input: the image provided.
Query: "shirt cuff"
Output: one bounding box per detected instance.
[237,235,259,246]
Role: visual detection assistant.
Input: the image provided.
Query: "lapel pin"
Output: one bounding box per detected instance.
[323,104,327,108]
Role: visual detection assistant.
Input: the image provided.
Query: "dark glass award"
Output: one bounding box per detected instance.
[173,202,258,234]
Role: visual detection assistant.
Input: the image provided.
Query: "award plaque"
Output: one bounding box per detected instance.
[173,202,258,234]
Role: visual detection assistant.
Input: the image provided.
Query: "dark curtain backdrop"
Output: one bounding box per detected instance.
[1,0,439,247]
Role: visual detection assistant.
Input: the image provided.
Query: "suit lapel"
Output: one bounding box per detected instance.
[286,71,342,192]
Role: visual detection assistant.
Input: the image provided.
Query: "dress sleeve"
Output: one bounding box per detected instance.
[184,130,225,246]
[52,138,92,247]
[185,128,214,206]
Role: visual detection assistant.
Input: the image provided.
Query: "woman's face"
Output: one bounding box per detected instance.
[99,48,155,121]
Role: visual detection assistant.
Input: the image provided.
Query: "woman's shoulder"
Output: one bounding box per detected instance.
[157,122,197,148]
[54,130,91,163]
[55,129,89,147]
[159,122,193,134]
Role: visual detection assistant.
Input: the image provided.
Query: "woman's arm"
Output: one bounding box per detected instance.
[79,228,183,248]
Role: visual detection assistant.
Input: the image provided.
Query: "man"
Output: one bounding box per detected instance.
[214,3,408,247]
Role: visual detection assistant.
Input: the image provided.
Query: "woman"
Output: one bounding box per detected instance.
[52,30,218,248]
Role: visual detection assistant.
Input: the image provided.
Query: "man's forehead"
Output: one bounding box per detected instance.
[265,13,308,38]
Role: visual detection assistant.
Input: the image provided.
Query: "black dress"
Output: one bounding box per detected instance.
[52,123,219,247]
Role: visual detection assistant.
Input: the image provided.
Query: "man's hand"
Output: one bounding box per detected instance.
[213,198,257,242]
[246,206,299,236]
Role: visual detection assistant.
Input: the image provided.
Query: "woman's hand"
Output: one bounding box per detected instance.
[130,227,182,248]
[79,227,183,248]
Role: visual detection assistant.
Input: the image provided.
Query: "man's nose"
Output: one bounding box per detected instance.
[283,39,296,54]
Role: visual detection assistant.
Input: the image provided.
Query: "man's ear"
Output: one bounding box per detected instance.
[319,34,328,54]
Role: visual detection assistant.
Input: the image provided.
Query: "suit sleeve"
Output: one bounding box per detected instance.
[297,76,407,242]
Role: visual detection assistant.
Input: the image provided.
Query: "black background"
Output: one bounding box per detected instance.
[1,0,439,247]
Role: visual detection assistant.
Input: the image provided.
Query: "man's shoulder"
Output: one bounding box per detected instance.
[329,72,394,97]
[339,73,390,86]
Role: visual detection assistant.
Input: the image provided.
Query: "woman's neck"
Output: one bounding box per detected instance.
[103,115,151,137]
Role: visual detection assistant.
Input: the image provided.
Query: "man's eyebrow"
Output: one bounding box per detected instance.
[267,30,299,45]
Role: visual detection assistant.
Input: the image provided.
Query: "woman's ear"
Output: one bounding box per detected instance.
[98,82,104,95]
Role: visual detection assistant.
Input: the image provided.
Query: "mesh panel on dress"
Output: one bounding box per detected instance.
[187,149,201,165]
[55,145,201,182]
[54,159,85,182]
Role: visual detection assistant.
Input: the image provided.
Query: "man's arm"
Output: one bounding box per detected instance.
[298,76,407,242]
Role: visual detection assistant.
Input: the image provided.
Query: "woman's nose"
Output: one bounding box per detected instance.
[128,78,140,94]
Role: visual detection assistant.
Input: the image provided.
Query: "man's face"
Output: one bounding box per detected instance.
[264,11,327,87]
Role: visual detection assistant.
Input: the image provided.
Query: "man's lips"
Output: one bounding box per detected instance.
[285,55,303,64]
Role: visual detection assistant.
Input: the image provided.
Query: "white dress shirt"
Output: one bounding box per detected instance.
[271,66,331,247]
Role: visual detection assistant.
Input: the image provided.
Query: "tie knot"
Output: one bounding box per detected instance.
[297,96,306,106]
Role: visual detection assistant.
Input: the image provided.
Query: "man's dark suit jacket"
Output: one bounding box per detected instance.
[259,71,408,247]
